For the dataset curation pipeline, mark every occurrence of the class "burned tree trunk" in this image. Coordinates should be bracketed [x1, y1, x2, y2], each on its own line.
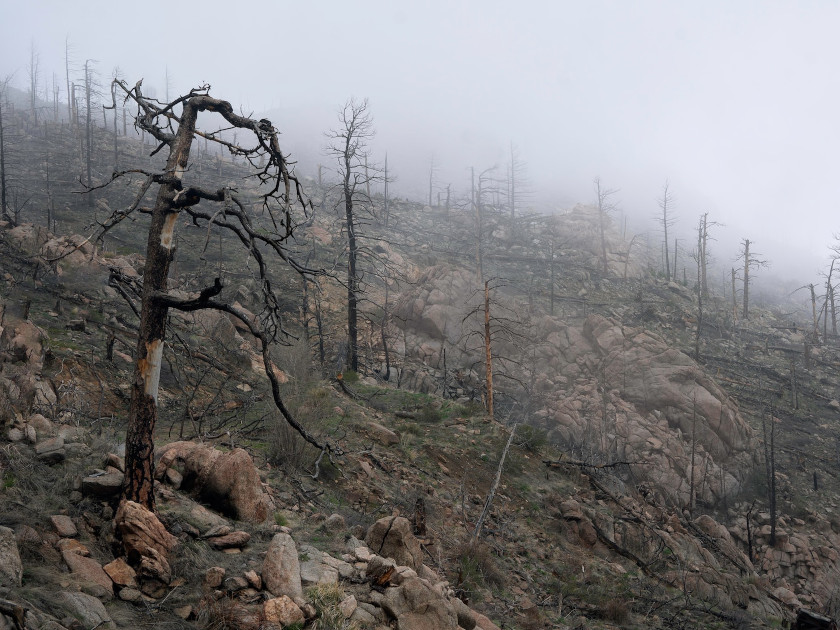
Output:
[484, 280, 493, 418]
[104, 80, 324, 511]
[123, 95, 200, 510]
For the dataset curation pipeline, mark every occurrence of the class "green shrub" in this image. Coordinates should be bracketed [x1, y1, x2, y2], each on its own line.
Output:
[454, 542, 503, 601]
[516, 424, 548, 454]
[417, 403, 443, 423]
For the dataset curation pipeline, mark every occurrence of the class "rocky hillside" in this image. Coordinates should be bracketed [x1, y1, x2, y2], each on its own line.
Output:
[2, 97, 840, 629]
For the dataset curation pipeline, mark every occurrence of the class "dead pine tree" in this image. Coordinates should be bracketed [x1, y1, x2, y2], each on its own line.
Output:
[594, 177, 618, 276]
[483, 280, 493, 417]
[471, 166, 496, 282]
[461, 279, 530, 420]
[325, 97, 379, 373]
[0, 78, 10, 223]
[91, 80, 334, 511]
[762, 409, 777, 547]
[737, 238, 768, 320]
[693, 229, 703, 361]
[472, 422, 518, 545]
[656, 180, 676, 281]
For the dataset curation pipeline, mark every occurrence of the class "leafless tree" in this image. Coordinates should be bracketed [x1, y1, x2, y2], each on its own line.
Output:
[472, 166, 497, 282]
[0, 77, 10, 223]
[428, 154, 437, 207]
[325, 97, 378, 373]
[594, 177, 618, 276]
[82, 60, 100, 208]
[737, 238, 768, 320]
[762, 410, 777, 547]
[27, 42, 40, 124]
[506, 142, 531, 224]
[657, 180, 677, 281]
[64, 38, 74, 126]
[91, 79, 332, 511]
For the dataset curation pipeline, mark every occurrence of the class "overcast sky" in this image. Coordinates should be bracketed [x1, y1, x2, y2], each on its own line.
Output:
[2, 0, 839, 284]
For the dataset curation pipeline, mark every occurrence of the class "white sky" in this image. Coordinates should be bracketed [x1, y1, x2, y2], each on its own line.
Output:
[2, 0, 839, 283]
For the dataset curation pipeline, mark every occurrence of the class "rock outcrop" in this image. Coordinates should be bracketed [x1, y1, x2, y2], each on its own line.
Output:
[395, 265, 755, 505]
[115, 500, 178, 594]
[157, 441, 273, 522]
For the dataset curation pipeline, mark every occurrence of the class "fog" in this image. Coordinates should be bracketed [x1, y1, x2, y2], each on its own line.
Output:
[2, 0, 839, 285]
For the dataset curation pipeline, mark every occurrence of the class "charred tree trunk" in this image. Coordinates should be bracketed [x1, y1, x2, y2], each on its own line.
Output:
[344, 152, 359, 373]
[731, 268, 737, 323]
[484, 280, 493, 418]
[0, 97, 8, 223]
[383, 155, 389, 228]
[123, 101, 199, 510]
[381, 282, 390, 380]
[84, 61, 93, 208]
[472, 422, 517, 544]
[742, 239, 751, 320]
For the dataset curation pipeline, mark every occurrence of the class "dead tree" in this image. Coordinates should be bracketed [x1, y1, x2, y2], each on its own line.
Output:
[472, 422, 518, 545]
[507, 142, 530, 223]
[64, 38, 73, 126]
[93, 80, 331, 511]
[657, 180, 676, 280]
[0, 79, 9, 223]
[738, 238, 768, 320]
[472, 166, 497, 282]
[484, 280, 493, 417]
[594, 177, 618, 276]
[428, 155, 437, 207]
[325, 98, 377, 373]
[762, 410, 777, 547]
[28, 42, 39, 124]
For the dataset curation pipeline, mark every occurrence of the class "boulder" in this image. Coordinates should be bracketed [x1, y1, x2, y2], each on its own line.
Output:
[473, 611, 502, 630]
[263, 595, 305, 627]
[103, 558, 137, 588]
[50, 515, 78, 538]
[323, 513, 346, 532]
[339, 595, 357, 619]
[58, 592, 115, 630]
[35, 436, 65, 465]
[0, 527, 22, 587]
[365, 516, 423, 570]
[207, 531, 251, 550]
[57, 538, 90, 556]
[381, 576, 459, 630]
[298, 544, 340, 586]
[204, 567, 226, 588]
[115, 501, 178, 586]
[81, 472, 124, 497]
[1, 319, 45, 369]
[364, 422, 400, 446]
[157, 442, 273, 522]
[62, 551, 114, 596]
[244, 569, 261, 590]
[262, 532, 303, 600]
[452, 597, 477, 630]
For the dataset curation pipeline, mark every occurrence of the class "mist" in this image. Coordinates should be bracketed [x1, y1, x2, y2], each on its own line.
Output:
[2, 0, 838, 286]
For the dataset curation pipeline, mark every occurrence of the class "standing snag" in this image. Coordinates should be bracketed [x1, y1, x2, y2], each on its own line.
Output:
[325, 97, 378, 373]
[97, 80, 330, 511]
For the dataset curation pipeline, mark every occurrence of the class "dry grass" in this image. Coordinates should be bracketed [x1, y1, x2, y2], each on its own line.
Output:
[307, 582, 360, 630]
